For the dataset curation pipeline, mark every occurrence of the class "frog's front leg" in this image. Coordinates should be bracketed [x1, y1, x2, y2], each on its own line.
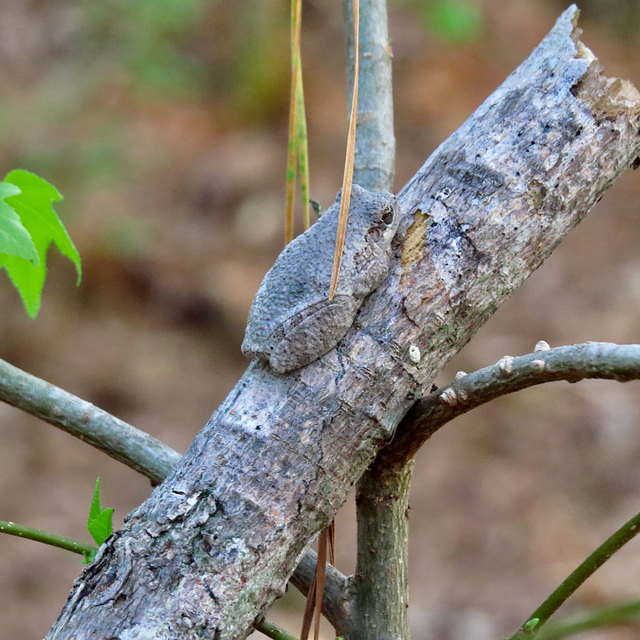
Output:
[267, 295, 361, 373]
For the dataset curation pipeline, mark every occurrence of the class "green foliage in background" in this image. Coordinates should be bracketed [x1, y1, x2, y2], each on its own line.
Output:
[229, 4, 290, 121]
[0, 170, 81, 317]
[86, 0, 212, 98]
[427, 0, 482, 41]
[397, 0, 483, 42]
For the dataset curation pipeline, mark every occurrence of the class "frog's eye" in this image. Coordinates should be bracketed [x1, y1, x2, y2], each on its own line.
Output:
[381, 206, 394, 225]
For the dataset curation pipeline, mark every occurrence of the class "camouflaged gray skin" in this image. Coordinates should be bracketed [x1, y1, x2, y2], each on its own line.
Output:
[242, 184, 401, 373]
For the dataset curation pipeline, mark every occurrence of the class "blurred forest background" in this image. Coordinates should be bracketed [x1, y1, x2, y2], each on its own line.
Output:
[1, 1, 640, 639]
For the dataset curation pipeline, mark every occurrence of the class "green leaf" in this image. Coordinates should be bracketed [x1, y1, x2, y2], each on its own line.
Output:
[89, 477, 103, 524]
[426, 0, 482, 43]
[524, 618, 540, 632]
[87, 478, 114, 546]
[0, 183, 39, 262]
[83, 549, 98, 565]
[88, 509, 114, 546]
[0, 169, 82, 317]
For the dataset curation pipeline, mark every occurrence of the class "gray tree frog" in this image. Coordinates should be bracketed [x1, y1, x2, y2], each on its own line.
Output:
[242, 184, 401, 373]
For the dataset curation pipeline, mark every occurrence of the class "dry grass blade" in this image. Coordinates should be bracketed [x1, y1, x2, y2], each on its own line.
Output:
[328, 0, 360, 300]
[285, 0, 303, 245]
[296, 63, 311, 231]
[300, 567, 317, 640]
[328, 519, 335, 566]
[299, 520, 336, 640]
[313, 528, 329, 640]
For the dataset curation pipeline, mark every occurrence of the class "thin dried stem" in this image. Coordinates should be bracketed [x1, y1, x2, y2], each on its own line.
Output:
[329, 0, 360, 300]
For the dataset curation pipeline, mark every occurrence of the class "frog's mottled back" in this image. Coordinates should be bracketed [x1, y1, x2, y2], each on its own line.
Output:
[242, 184, 401, 373]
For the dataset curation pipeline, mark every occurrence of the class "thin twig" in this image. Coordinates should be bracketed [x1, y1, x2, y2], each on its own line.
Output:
[0, 519, 95, 558]
[508, 510, 640, 639]
[535, 600, 640, 639]
[0, 356, 180, 485]
[384, 342, 640, 465]
[346, 0, 395, 191]
[257, 619, 301, 640]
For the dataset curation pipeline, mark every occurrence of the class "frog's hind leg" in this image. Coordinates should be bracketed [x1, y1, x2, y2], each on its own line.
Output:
[269, 295, 360, 373]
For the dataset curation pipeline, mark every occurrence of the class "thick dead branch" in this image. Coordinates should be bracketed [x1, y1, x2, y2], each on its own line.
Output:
[46, 7, 640, 640]
[0, 355, 351, 620]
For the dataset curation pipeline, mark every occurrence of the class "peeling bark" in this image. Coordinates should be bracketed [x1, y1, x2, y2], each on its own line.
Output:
[46, 7, 640, 640]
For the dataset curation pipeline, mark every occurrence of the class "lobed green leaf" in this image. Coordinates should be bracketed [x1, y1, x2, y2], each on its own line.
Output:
[0, 170, 81, 317]
[87, 509, 114, 547]
[0, 183, 39, 262]
[87, 478, 114, 546]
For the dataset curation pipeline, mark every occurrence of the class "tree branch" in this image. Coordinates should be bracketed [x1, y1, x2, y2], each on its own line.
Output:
[7, 325, 638, 633]
[0, 355, 350, 607]
[256, 620, 300, 640]
[344, 0, 395, 191]
[384, 342, 640, 466]
[508, 507, 640, 639]
[289, 549, 351, 628]
[534, 600, 640, 639]
[0, 356, 180, 485]
[339, 457, 412, 640]
[344, 1, 411, 638]
[0, 519, 96, 559]
[45, 7, 640, 639]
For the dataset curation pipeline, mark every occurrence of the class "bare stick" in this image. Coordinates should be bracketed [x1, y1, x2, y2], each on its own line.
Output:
[341, 1, 409, 639]
[384, 342, 640, 465]
[0, 357, 180, 485]
[345, 0, 395, 191]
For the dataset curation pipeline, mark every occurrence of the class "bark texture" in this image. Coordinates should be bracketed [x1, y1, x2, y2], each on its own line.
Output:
[343, 2, 408, 637]
[336, 458, 412, 640]
[345, 0, 395, 191]
[46, 7, 640, 640]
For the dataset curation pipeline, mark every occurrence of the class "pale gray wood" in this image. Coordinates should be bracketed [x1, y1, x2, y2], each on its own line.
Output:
[339, 458, 413, 640]
[342, 2, 409, 638]
[289, 549, 351, 627]
[344, 0, 395, 191]
[46, 7, 640, 639]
